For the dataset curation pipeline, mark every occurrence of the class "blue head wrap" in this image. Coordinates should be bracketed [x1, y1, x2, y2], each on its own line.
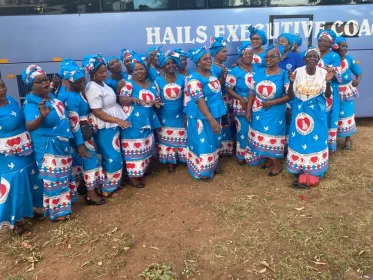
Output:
[333, 36, 347, 51]
[278, 33, 295, 49]
[82, 54, 106, 75]
[237, 42, 253, 58]
[61, 64, 85, 83]
[266, 45, 285, 57]
[146, 46, 162, 60]
[22, 65, 46, 88]
[130, 54, 147, 71]
[158, 50, 181, 68]
[57, 58, 78, 78]
[188, 47, 209, 65]
[174, 48, 188, 58]
[209, 36, 228, 57]
[248, 25, 268, 46]
[317, 29, 337, 43]
[106, 56, 120, 70]
[293, 33, 302, 47]
[303, 46, 321, 58]
[119, 49, 136, 62]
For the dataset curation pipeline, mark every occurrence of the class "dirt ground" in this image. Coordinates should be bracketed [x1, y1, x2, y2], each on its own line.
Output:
[1, 119, 373, 280]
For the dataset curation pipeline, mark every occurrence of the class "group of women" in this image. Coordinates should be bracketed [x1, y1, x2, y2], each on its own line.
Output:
[0, 26, 362, 235]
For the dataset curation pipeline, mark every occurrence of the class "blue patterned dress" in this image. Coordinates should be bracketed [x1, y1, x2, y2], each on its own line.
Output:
[106, 71, 130, 94]
[212, 63, 234, 155]
[155, 74, 187, 164]
[0, 96, 35, 228]
[184, 71, 226, 179]
[253, 50, 266, 69]
[225, 66, 255, 160]
[246, 68, 289, 165]
[317, 51, 341, 151]
[337, 55, 361, 137]
[120, 81, 161, 177]
[287, 66, 329, 176]
[148, 66, 161, 82]
[23, 93, 74, 220]
[58, 90, 105, 192]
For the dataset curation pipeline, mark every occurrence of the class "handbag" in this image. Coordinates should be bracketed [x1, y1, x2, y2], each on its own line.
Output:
[80, 120, 92, 141]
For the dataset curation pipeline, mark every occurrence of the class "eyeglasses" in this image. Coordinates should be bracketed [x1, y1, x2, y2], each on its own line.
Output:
[251, 38, 261, 41]
[33, 78, 49, 84]
[318, 39, 330, 44]
[265, 55, 279, 60]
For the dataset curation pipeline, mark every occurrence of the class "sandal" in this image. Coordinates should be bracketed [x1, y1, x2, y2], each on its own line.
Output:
[100, 190, 120, 198]
[292, 180, 310, 189]
[200, 177, 212, 183]
[261, 161, 273, 170]
[13, 222, 32, 236]
[52, 213, 76, 223]
[33, 210, 45, 221]
[167, 164, 176, 174]
[268, 167, 283, 177]
[343, 138, 352, 150]
[236, 159, 246, 166]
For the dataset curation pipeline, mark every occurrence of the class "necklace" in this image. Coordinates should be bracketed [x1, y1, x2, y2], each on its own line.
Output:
[214, 61, 224, 68]
[164, 72, 176, 84]
[136, 79, 149, 88]
[265, 67, 280, 76]
[240, 64, 252, 72]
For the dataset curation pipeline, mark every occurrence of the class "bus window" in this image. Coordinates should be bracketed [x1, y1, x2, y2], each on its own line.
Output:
[101, 0, 206, 11]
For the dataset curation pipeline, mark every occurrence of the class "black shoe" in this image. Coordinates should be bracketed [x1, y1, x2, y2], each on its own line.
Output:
[84, 196, 107, 206]
[130, 183, 145, 188]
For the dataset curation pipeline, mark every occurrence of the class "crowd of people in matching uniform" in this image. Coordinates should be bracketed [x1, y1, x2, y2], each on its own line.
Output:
[0, 26, 362, 235]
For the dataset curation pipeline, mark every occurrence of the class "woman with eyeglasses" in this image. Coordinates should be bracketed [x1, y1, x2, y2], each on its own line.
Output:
[22, 65, 75, 222]
[245, 45, 293, 176]
[248, 25, 267, 69]
[225, 42, 256, 165]
[316, 30, 341, 152]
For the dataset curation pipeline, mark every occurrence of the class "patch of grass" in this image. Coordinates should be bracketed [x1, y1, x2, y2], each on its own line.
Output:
[212, 195, 257, 222]
[139, 263, 176, 280]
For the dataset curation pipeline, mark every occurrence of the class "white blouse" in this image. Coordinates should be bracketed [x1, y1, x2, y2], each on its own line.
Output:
[85, 81, 127, 129]
[293, 66, 327, 101]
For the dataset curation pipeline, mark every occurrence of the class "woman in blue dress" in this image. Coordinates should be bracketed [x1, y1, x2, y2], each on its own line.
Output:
[22, 65, 75, 222]
[291, 33, 302, 54]
[225, 42, 256, 165]
[53, 58, 78, 97]
[333, 37, 362, 150]
[58, 64, 106, 206]
[0, 78, 34, 234]
[174, 48, 191, 77]
[83, 54, 131, 198]
[277, 33, 304, 72]
[155, 51, 186, 173]
[317, 30, 341, 152]
[210, 36, 234, 156]
[248, 25, 267, 69]
[245, 45, 292, 176]
[287, 47, 334, 177]
[119, 54, 162, 188]
[184, 47, 226, 181]
[146, 47, 163, 82]
[106, 56, 129, 95]
[120, 48, 136, 77]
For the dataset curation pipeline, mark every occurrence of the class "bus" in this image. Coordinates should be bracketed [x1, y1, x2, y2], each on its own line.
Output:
[1, 0, 372, 116]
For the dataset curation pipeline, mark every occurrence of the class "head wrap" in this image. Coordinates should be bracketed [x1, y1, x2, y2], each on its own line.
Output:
[57, 58, 78, 78]
[237, 42, 253, 58]
[333, 36, 347, 51]
[61, 64, 85, 83]
[209, 36, 228, 57]
[188, 47, 209, 65]
[278, 33, 295, 49]
[266, 45, 285, 57]
[119, 49, 136, 62]
[248, 25, 268, 46]
[317, 29, 338, 49]
[303, 46, 321, 58]
[22, 65, 46, 88]
[174, 48, 188, 58]
[130, 54, 147, 71]
[146, 46, 162, 60]
[158, 50, 181, 68]
[82, 54, 106, 75]
[106, 56, 120, 70]
[293, 33, 302, 47]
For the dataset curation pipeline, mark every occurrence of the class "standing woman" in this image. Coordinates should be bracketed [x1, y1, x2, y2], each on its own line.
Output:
[316, 29, 341, 152]
[248, 25, 267, 69]
[225, 42, 256, 165]
[155, 51, 187, 173]
[58, 64, 106, 205]
[0, 78, 34, 234]
[245, 45, 292, 176]
[184, 47, 226, 181]
[277, 33, 304, 72]
[22, 65, 74, 221]
[174, 48, 190, 77]
[146, 47, 163, 82]
[119, 54, 161, 188]
[292, 33, 302, 54]
[83, 54, 130, 198]
[334, 37, 362, 149]
[120, 49, 136, 77]
[287, 47, 334, 177]
[106, 56, 128, 95]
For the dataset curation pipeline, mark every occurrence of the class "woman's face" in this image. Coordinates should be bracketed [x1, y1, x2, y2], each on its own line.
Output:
[304, 50, 320, 68]
[0, 79, 7, 102]
[241, 50, 253, 65]
[164, 59, 177, 75]
[265, 49, 280, 68]
[198, 53, 212, 71]
[277, 37, 290, 52]
[215, 47, 228, 62]
[180, 57, 187, 70]
[251, 34, 262, 49]
[133, 63, 147, 81]
[318, 35, 332, 52]
[32, 74, 50, 95]
[93, 64, 108, 82]
[124, 57, 132, 72]
[71, 77, 86, 93]
[337, 41, 348, 56]
[108, 58, 122, 73]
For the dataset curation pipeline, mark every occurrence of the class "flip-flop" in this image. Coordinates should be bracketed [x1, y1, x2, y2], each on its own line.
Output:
[292, 180, 310, 189]
[200, 177, 212, 183]
[52, 213, 77, 223]
[268, 167, 283, 177]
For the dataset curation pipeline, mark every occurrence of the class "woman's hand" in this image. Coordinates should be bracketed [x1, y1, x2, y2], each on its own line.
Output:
[288, 70, 297, 83]
[78, 144, 87, 158]
[352, 79, 360, 87]
[238, 97, 247, 108]
[210, 119, 221, 135]
[38, 99, 51, 119]
[262, 100, 274, 109]
[116, 80, 126, 95]
[132, 98, 146, 106]
[116, 119, 131, 129]
[221, 67, 228, 80]
[325, 67, 336, 81]
[245, 111, 252, 122]
[152, 99, 163, 109]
